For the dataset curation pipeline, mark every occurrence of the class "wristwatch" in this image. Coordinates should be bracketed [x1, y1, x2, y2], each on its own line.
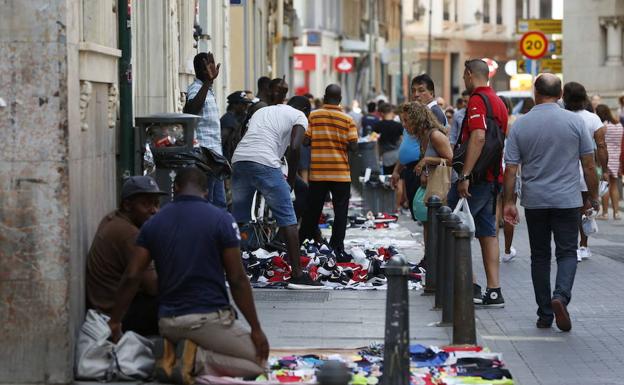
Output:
[458, 174, 471, 182]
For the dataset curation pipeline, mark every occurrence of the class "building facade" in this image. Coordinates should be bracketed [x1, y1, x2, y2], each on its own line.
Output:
[564, 0, 624, 106]
[0, 0, 292, 383]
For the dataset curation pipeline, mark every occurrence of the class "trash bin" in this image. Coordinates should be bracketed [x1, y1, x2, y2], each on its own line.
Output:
[350, 141, 380, 193]
[361, 181, 396, 214]
[136, 113, 222, 205]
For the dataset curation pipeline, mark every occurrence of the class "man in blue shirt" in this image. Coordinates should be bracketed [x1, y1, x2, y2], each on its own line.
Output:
[108, 167, 268, 383]
[504, 74, 599, 332]
[183, 52, 227, 209]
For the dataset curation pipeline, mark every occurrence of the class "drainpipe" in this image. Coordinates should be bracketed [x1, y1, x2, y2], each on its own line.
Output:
[118, 0, 134, 179]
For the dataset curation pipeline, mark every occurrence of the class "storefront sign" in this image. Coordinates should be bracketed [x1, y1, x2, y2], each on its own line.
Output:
[293, 54, 316, 71]
[334, 57, 354, 73]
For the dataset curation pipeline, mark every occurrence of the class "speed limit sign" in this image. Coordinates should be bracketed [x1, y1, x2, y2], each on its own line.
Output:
[520, 31, 548, 60]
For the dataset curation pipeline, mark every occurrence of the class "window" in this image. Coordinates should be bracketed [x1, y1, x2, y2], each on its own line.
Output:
[413, 0, 424, 21]
[515, 0, 524, 20]
[483, 0, 491, 24]
[496, 0, 502, 24]
[540, 0, 552, 18]
[443, 0, 451, 21]
[454, 0, 458, 22]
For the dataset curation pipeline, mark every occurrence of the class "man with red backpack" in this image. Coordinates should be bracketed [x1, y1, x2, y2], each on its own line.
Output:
[448, 59, 508, 308]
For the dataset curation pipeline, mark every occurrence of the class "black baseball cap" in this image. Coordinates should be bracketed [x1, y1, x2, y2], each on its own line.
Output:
[227, 91, 254, 105]
[121, 176, 167, 201]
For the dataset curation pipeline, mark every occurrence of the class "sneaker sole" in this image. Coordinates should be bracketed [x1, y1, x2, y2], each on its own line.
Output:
[287, 283, 323, 290]
[552, 298, 571, 332]
[476, 303, 505, 309]
[473, 298, 483, 305]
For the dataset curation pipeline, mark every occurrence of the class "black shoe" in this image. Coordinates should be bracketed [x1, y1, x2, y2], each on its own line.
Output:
[536, 317, 553, 329]
[552, 298, 571, 332]
[288, 273, 323, 290]
[335, 249, 352, 263]
[473, 283, 483, 304]
[480, 288, 505, 308]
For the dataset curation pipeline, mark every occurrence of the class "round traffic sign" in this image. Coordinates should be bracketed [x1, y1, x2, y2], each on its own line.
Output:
[520, 31, 548, 60]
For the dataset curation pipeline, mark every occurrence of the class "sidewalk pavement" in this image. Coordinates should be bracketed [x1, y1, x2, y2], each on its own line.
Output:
[464, 207, 624, 385]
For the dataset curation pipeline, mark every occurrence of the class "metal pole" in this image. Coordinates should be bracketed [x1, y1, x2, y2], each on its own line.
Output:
[452, 224, 476, 346]
[441, 213, 461, 326]
[381, 255, 410, 385]
[118, 0, 134, 180]
[426, 0, 433, 74]
[368, 0, 375, 95]
[435, 206, 452, 310]
[398, 0, 404, 103]
[424, 196, 442, 295]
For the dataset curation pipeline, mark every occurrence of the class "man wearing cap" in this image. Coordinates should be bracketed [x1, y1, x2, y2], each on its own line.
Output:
[221, 91, 253, 162]
[86, 175, 166, 336]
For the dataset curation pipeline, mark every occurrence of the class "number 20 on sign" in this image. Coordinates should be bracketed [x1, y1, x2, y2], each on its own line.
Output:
[520, 31, 549, 60]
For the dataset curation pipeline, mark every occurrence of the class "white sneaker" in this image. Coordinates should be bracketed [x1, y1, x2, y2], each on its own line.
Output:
[501, 247, 517, 262]
[577, 247, 591, 261]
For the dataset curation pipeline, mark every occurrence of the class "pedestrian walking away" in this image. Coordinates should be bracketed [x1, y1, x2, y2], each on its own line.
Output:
[448, 59, 508, 308]
[231, 78, 320, 288]
[299, 84, 359, 254]
[594, 104, 623, 220]
[107, 168, 269, 383]
[503, 74, 599, 332]
[183, 52, 227, 208]
[562, 82, 609, 261]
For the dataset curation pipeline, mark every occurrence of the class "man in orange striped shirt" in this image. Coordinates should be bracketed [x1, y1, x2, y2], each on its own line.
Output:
[299, 84, 358, 252]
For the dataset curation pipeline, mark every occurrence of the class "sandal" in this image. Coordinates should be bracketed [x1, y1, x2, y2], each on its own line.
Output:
[596, 213, 608, 220]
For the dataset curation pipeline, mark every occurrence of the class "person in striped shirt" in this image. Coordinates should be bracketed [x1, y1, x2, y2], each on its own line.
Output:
[299, 84, 358, 253]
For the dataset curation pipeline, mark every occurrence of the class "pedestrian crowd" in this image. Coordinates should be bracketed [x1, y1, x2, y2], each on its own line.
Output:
[81, 52, 624, 383]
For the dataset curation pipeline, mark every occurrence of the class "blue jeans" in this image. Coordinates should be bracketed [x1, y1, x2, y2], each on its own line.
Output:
[231, 161, 297, 227]
[206, 175, 226, 209]
[447, 182, 497, 238]
[525, 208, 580, 322]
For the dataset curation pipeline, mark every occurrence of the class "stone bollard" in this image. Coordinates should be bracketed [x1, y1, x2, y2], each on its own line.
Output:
[441, 213, 462, 326]
[434, 206, 452, 310]
[452, 224, 476, 346]
[317, 360, 352, 385]
[424, 195, 442, 295]
[381, 254, 411, 385]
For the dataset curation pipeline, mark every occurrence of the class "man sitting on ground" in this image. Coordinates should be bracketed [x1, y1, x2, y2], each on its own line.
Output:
[108, 167, 269, 384]
[86, 175, 165, 336]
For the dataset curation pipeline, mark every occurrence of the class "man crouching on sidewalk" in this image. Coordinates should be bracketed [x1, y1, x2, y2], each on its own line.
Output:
[108, 167, 269, 384]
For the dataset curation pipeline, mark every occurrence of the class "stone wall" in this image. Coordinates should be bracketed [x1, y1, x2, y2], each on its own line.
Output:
[0, 0, 118, 383]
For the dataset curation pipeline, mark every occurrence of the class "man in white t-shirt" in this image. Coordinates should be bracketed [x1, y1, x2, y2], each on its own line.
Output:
[232, 80, 321, 289]
[563, 82, 608, 261]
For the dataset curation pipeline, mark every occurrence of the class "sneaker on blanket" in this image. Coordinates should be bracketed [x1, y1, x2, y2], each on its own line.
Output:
[287, 272, 323, 290]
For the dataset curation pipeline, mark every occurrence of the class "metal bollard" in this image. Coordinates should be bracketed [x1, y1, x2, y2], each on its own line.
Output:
[424, 195, 442, 295]
[441, 213, 462, 326]
[381, 255, 411, 385]
[452, 224, 476, 346]
[434, 206, 452, 309]
[317, 360, 352, 385]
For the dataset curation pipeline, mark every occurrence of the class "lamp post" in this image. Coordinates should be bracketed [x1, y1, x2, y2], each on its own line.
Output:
[426, 0, 432, 74]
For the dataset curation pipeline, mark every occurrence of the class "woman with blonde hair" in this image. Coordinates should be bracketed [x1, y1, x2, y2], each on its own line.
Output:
[400, 102, 453, 255]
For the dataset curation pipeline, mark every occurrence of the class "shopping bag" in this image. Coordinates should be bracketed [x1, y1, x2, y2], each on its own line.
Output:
[582, 209, 599, 235]
[75, 309, 155, 381]
[452, 198, 476, 235]
[413, 186, 428, 222]
[424, 159, 452, 203]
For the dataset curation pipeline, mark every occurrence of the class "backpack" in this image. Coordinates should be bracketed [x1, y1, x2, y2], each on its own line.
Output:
[452, 93, 505, 183]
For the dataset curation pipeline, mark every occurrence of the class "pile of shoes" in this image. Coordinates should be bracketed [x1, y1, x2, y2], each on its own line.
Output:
[241, 241, 423, 290]
[195, 344, 514, 384]
[347, 211, 399, 229]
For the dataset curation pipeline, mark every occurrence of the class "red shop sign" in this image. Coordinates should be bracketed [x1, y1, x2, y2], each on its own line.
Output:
[334, 57, 354, 73]
[293, 54, 316, 71]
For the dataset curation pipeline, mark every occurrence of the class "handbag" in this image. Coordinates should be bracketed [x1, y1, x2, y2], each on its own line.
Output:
[413, 186, 428, 222]
[452, 198, 476, 235]
[424, 159, 452, 204]
[75, 309, 155, 381]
